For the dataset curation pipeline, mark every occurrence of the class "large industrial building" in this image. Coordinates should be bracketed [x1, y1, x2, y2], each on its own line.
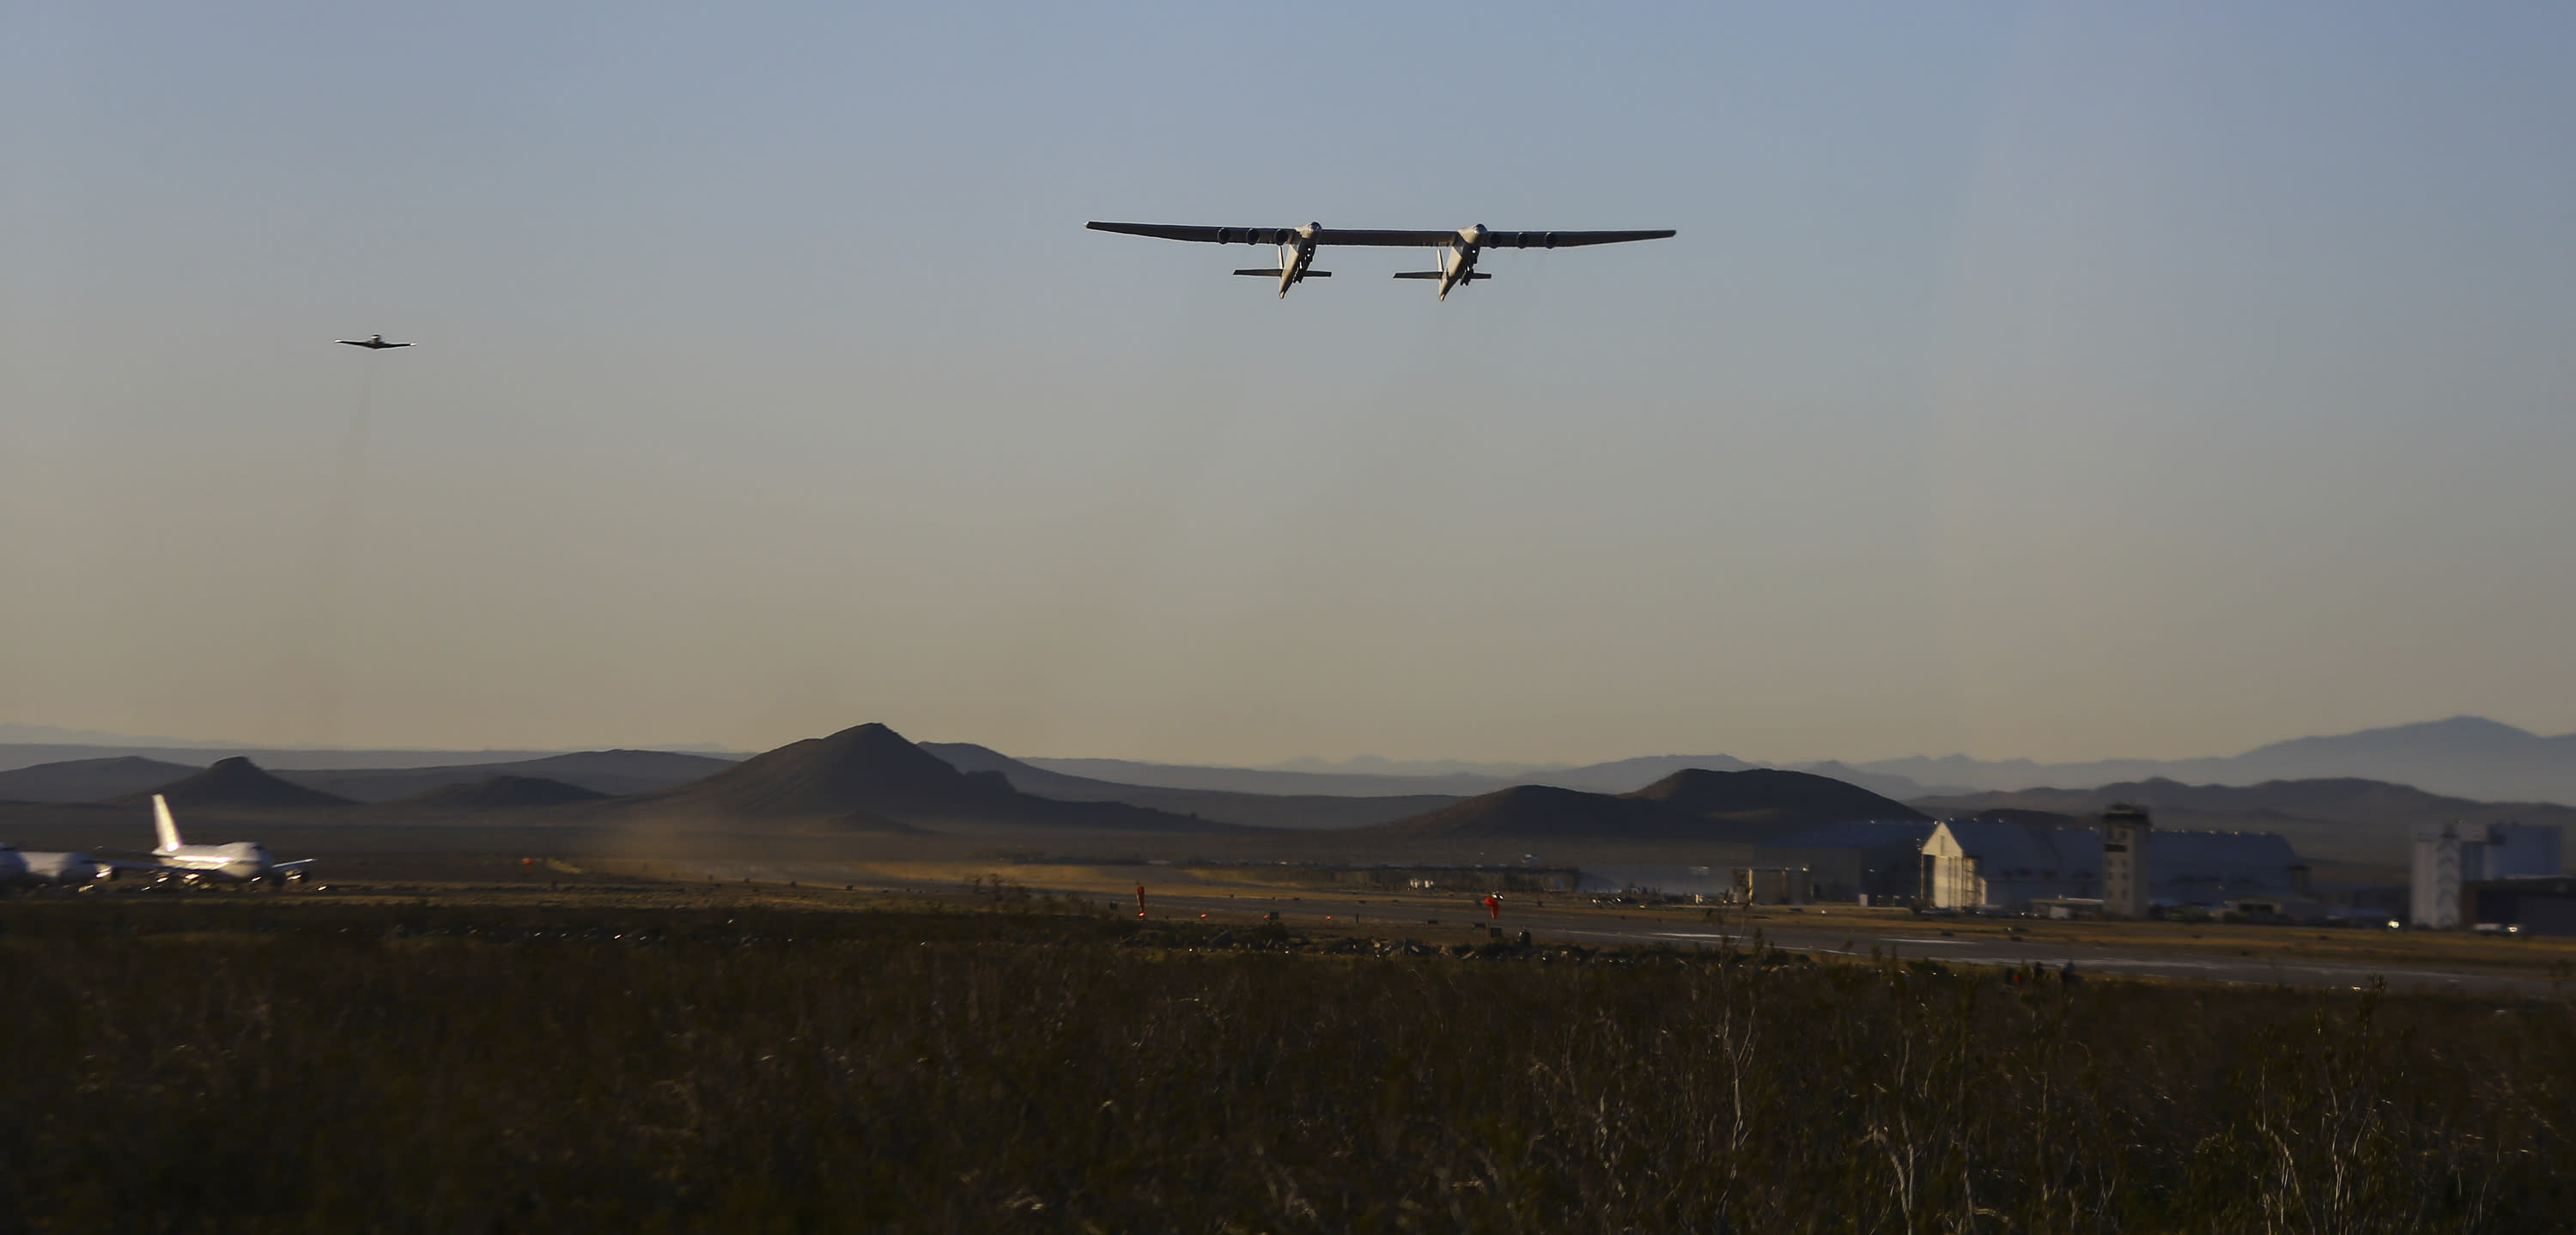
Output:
[1917, 816, 2304, 912]
[2466, 875, 2576, 936]
[2413, 822, 2566, 929]
[1757, 820, 1941, 903]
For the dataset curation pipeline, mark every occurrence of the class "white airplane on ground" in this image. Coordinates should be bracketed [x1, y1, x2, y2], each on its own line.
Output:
[1085, 220, 1677, 300]
[337, 333, 413, 350]
[147, 795, 315, 885]
[0, 844, 109, 888]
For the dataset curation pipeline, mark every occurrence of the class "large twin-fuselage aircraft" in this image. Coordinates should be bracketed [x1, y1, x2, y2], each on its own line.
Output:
[1086, 221, 1676, 300]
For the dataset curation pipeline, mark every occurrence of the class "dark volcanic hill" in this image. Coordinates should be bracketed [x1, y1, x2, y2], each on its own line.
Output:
[611, 723, 1244, 832]
[1371, 768, 1923, 844]
[0, 756, 203, 803]
[116, 757, 352, 811]
[408, 776, 608, 811]
[1628, 768, 1928, 826]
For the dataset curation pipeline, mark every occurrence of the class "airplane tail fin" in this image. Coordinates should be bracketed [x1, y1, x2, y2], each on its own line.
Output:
[1392, 271, 1491, 281]
[1232, 269, 1330, 277]
[152, 794, 183, 853]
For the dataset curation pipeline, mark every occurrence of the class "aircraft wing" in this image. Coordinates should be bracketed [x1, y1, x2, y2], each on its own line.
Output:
[1088, 222, 1674, 248]
[1313, 229, 1472, 247]
[1308, 228, 1677, 248]
[272, 859, 318, 872]
[97, 857, 181, 879]
[1476, 228, 1676, 248]
[1089, 222, 1463, 246]
[1089, 222, 1304, 245]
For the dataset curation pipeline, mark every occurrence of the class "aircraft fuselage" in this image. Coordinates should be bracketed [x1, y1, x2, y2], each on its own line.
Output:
[156, 842, 297, 883]
[0, 845, 107, 887]
[1437, 228, 1487, 301]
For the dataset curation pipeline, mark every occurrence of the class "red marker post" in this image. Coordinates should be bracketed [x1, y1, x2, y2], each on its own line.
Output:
[1135, 885, 1148, 918]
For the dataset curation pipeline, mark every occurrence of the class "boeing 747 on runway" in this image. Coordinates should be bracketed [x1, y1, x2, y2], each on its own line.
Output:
[1086, 221, 1676, 300]
[146, 794, 315, 885]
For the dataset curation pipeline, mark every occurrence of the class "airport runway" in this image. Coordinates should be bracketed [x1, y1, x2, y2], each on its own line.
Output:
[682, 859, 2562, 997]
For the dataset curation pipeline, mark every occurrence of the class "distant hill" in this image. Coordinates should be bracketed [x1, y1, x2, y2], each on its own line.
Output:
[0, 757, 203, 803]
[1631, 768, 1929, 828]
[114, 757, 352, 811]
[407, 776, 608, 811]
[920, 742, 1459, 829]
[1372, 768, 1924, 843]
[283, 750, 742, 801]
[608, 724, 1245, 832]
[1911, 776, 2576, 867]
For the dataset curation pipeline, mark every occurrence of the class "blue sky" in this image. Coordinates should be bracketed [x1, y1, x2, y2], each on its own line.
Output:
[5, 3, 2573, 762]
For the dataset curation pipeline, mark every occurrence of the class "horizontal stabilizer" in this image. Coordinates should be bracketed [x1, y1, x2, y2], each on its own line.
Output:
[1392, 271, 1491, 281]
[1232, 269, 1330, 277]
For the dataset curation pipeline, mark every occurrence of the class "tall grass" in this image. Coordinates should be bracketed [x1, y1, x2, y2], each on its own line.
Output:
[2, 900, 2569, 1232]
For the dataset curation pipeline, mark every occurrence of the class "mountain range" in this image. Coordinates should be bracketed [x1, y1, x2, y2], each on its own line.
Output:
[1024, 716, 2576, 807]
[15, 715, 2574, 805]
[6, 718, 2573, 872]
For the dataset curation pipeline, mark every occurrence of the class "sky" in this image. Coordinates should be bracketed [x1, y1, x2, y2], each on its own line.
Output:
[5, 3, 2575, 764]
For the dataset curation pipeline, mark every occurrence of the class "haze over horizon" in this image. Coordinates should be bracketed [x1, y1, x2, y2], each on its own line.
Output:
[9, 4, 2574, 766]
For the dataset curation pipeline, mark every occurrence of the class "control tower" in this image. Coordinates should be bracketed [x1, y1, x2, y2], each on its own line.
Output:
[2101, 804, 2153, 919]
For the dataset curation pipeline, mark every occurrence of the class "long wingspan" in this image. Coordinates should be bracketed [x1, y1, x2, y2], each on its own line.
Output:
[1088, 222, 1674, 248]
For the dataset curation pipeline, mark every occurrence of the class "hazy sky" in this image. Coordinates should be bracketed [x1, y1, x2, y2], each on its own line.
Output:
[7, 3, 2574, 764]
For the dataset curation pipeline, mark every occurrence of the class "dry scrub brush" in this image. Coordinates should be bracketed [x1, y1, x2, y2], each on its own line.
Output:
[1, 900, 2570, 1232]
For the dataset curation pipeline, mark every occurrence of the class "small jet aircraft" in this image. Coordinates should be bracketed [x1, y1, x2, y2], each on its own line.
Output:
[144, 794, 315, 885]
[1086, 221, 1676, 300]
[0, 843, 110, 888]
[337, 334, 413, 350]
